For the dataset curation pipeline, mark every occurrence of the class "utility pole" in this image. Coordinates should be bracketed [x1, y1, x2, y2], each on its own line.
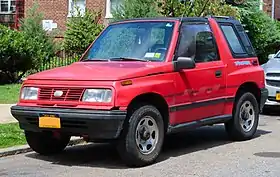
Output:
[272, 0, 275, 20]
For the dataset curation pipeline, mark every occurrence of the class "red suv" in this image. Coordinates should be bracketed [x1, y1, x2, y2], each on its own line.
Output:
[11, 16, 268, 167]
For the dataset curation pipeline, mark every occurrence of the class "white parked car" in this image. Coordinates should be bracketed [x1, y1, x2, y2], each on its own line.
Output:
[261, 50, 280, 108]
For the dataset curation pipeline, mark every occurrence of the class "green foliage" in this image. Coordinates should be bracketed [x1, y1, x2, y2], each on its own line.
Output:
[19, 2, 56, 71]
[238, 1, 280, 64]
[277, 21, 280, 32]
[0, 25, 34, 84]
[64, 9, 104, 56]
[158, 0, 240, 18]
[0, 2, 57, 84]
[0, 84, 21, 104]
[111, 0, 160, 22]
[0, 123, 26, 148]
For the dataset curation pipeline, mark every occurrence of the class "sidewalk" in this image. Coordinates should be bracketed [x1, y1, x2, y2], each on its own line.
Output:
[0, 104, 17, 124]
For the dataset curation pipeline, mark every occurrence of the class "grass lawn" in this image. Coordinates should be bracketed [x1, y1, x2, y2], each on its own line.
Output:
[0, 123, 26, 149]
[0, 84, 21, 104]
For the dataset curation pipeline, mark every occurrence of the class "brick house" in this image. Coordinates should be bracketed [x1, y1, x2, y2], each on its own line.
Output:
[22, 0, 280, 33]
[0, 0, 279, 31]
[23, 0, 119, 33]
[261, 0, 280, 20]
[0, 0, 119, 30]
[0, 0, 24, 28]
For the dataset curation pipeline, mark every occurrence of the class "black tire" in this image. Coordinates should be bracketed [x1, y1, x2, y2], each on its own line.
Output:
[225, 92, 259, 141]
[25, 131, 71, 155]
[117, 104, 165, 167]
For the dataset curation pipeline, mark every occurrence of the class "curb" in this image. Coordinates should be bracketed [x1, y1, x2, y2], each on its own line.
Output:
[0, 137, 86, 158]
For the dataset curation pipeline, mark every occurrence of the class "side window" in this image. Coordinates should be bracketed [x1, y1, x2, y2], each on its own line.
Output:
[177, 23, 219, 63]
[220, 25, 246, 54]
[235, 24, 256, 57]
[195, 31, 218, 63]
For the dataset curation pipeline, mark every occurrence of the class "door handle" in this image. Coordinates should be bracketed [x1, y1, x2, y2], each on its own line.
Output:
[215, 70, 222, 78]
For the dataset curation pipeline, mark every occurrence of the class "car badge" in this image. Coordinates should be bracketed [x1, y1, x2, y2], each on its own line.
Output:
[54, 90, 63, 97]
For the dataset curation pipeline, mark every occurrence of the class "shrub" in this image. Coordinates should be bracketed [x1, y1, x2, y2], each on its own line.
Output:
[238, 0, 280, 64]
[19, 2, 57, 70]
[0, 25, 33, 84]
[64, 9, 104, 56]
[111, 0, 160, 22]
[158, 0, 240, 18]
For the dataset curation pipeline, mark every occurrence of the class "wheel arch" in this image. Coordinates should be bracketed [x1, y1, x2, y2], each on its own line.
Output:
[126, 92, 170, 133]
[234, 82, 261, 110]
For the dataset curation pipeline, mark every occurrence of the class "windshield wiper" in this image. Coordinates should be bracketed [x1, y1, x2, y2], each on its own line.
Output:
[81, 57, 149, 62]
[109, 57, 149, 62]
[81, 58, 110, 62]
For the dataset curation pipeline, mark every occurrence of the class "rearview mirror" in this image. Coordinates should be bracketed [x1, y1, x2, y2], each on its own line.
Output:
[174, 57, 196, 71]
[268, 54, 275, 60]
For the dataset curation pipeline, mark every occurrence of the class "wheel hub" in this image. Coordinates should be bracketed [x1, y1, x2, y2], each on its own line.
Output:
[135, 116, 159, 155]
[139, 127, 150, 141]
[239, 100, 255, 132]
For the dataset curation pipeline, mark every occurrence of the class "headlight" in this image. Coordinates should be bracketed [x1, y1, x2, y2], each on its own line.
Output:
[21, 87, 39, 100]
[82, 89, 112, 103]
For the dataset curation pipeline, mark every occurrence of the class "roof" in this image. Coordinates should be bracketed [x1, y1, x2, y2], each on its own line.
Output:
[109, 16, 237, 25]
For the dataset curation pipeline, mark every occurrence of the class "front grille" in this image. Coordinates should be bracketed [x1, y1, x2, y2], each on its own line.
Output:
[266, 73, 280, 77]
[39, 87, 84, 101]
[266, 79, 280, 87]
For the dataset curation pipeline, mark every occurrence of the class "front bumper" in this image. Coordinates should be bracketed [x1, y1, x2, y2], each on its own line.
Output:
[11, 106, 127, 140]
[264, 84, 280, 106]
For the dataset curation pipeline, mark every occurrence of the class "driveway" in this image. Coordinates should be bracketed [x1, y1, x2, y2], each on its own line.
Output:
[0, 113, 280, 177]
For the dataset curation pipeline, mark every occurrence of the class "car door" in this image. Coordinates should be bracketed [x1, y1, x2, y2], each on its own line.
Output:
[173, 22, 227, 124]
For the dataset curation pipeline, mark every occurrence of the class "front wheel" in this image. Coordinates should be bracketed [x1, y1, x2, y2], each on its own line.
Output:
[25, 131, 71, 155]
[117, 105, 164, 167]
[225, 92, 259, 141]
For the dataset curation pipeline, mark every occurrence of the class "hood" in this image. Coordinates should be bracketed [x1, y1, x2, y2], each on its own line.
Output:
[262, 58, 280, 73]
[27, 61, 174, 81]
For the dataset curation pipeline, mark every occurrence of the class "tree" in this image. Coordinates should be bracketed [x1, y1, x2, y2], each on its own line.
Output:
[0, 2, 57, 84]
[111, 0, 160, 22]
[64, 8, 104, 56]
[238, 0, 280, 64]
[158, 0, 240, 18]
[19, 2, 56, 71]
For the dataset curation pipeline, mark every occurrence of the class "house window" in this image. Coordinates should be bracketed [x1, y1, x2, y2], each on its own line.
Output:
[68, 0, 86, 17]
[0, 0, 15, 13]
[105, 0, 122, 18]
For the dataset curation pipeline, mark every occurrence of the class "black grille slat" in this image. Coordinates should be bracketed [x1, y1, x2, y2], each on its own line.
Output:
[266, 79, 280, 87]
[266, 73, 280, 77]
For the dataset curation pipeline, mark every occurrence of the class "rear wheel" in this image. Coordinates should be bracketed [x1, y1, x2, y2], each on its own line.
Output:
[225, 92, 259, 141]
[25, 131, 70, 155]
[117, 105, 164, 167]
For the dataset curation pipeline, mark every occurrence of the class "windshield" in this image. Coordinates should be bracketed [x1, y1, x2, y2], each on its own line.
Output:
[81, 21, 175, 62]
[276, 51, 280, 58]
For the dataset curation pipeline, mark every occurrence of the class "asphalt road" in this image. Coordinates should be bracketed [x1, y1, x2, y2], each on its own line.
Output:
[1, 111, 280, 177]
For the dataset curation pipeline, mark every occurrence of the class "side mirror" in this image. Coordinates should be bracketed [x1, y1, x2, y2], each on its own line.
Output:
[174, 57, 196, 71]
[268, 54, 275, 60]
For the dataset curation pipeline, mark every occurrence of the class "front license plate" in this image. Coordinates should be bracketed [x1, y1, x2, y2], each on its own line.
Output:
[39, 114, 61, 128]
[276, 93, 280, 101]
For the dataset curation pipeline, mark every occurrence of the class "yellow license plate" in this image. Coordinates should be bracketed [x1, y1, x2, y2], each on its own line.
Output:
[276, 93, 280, 101]
[39, 114, 61, 128]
